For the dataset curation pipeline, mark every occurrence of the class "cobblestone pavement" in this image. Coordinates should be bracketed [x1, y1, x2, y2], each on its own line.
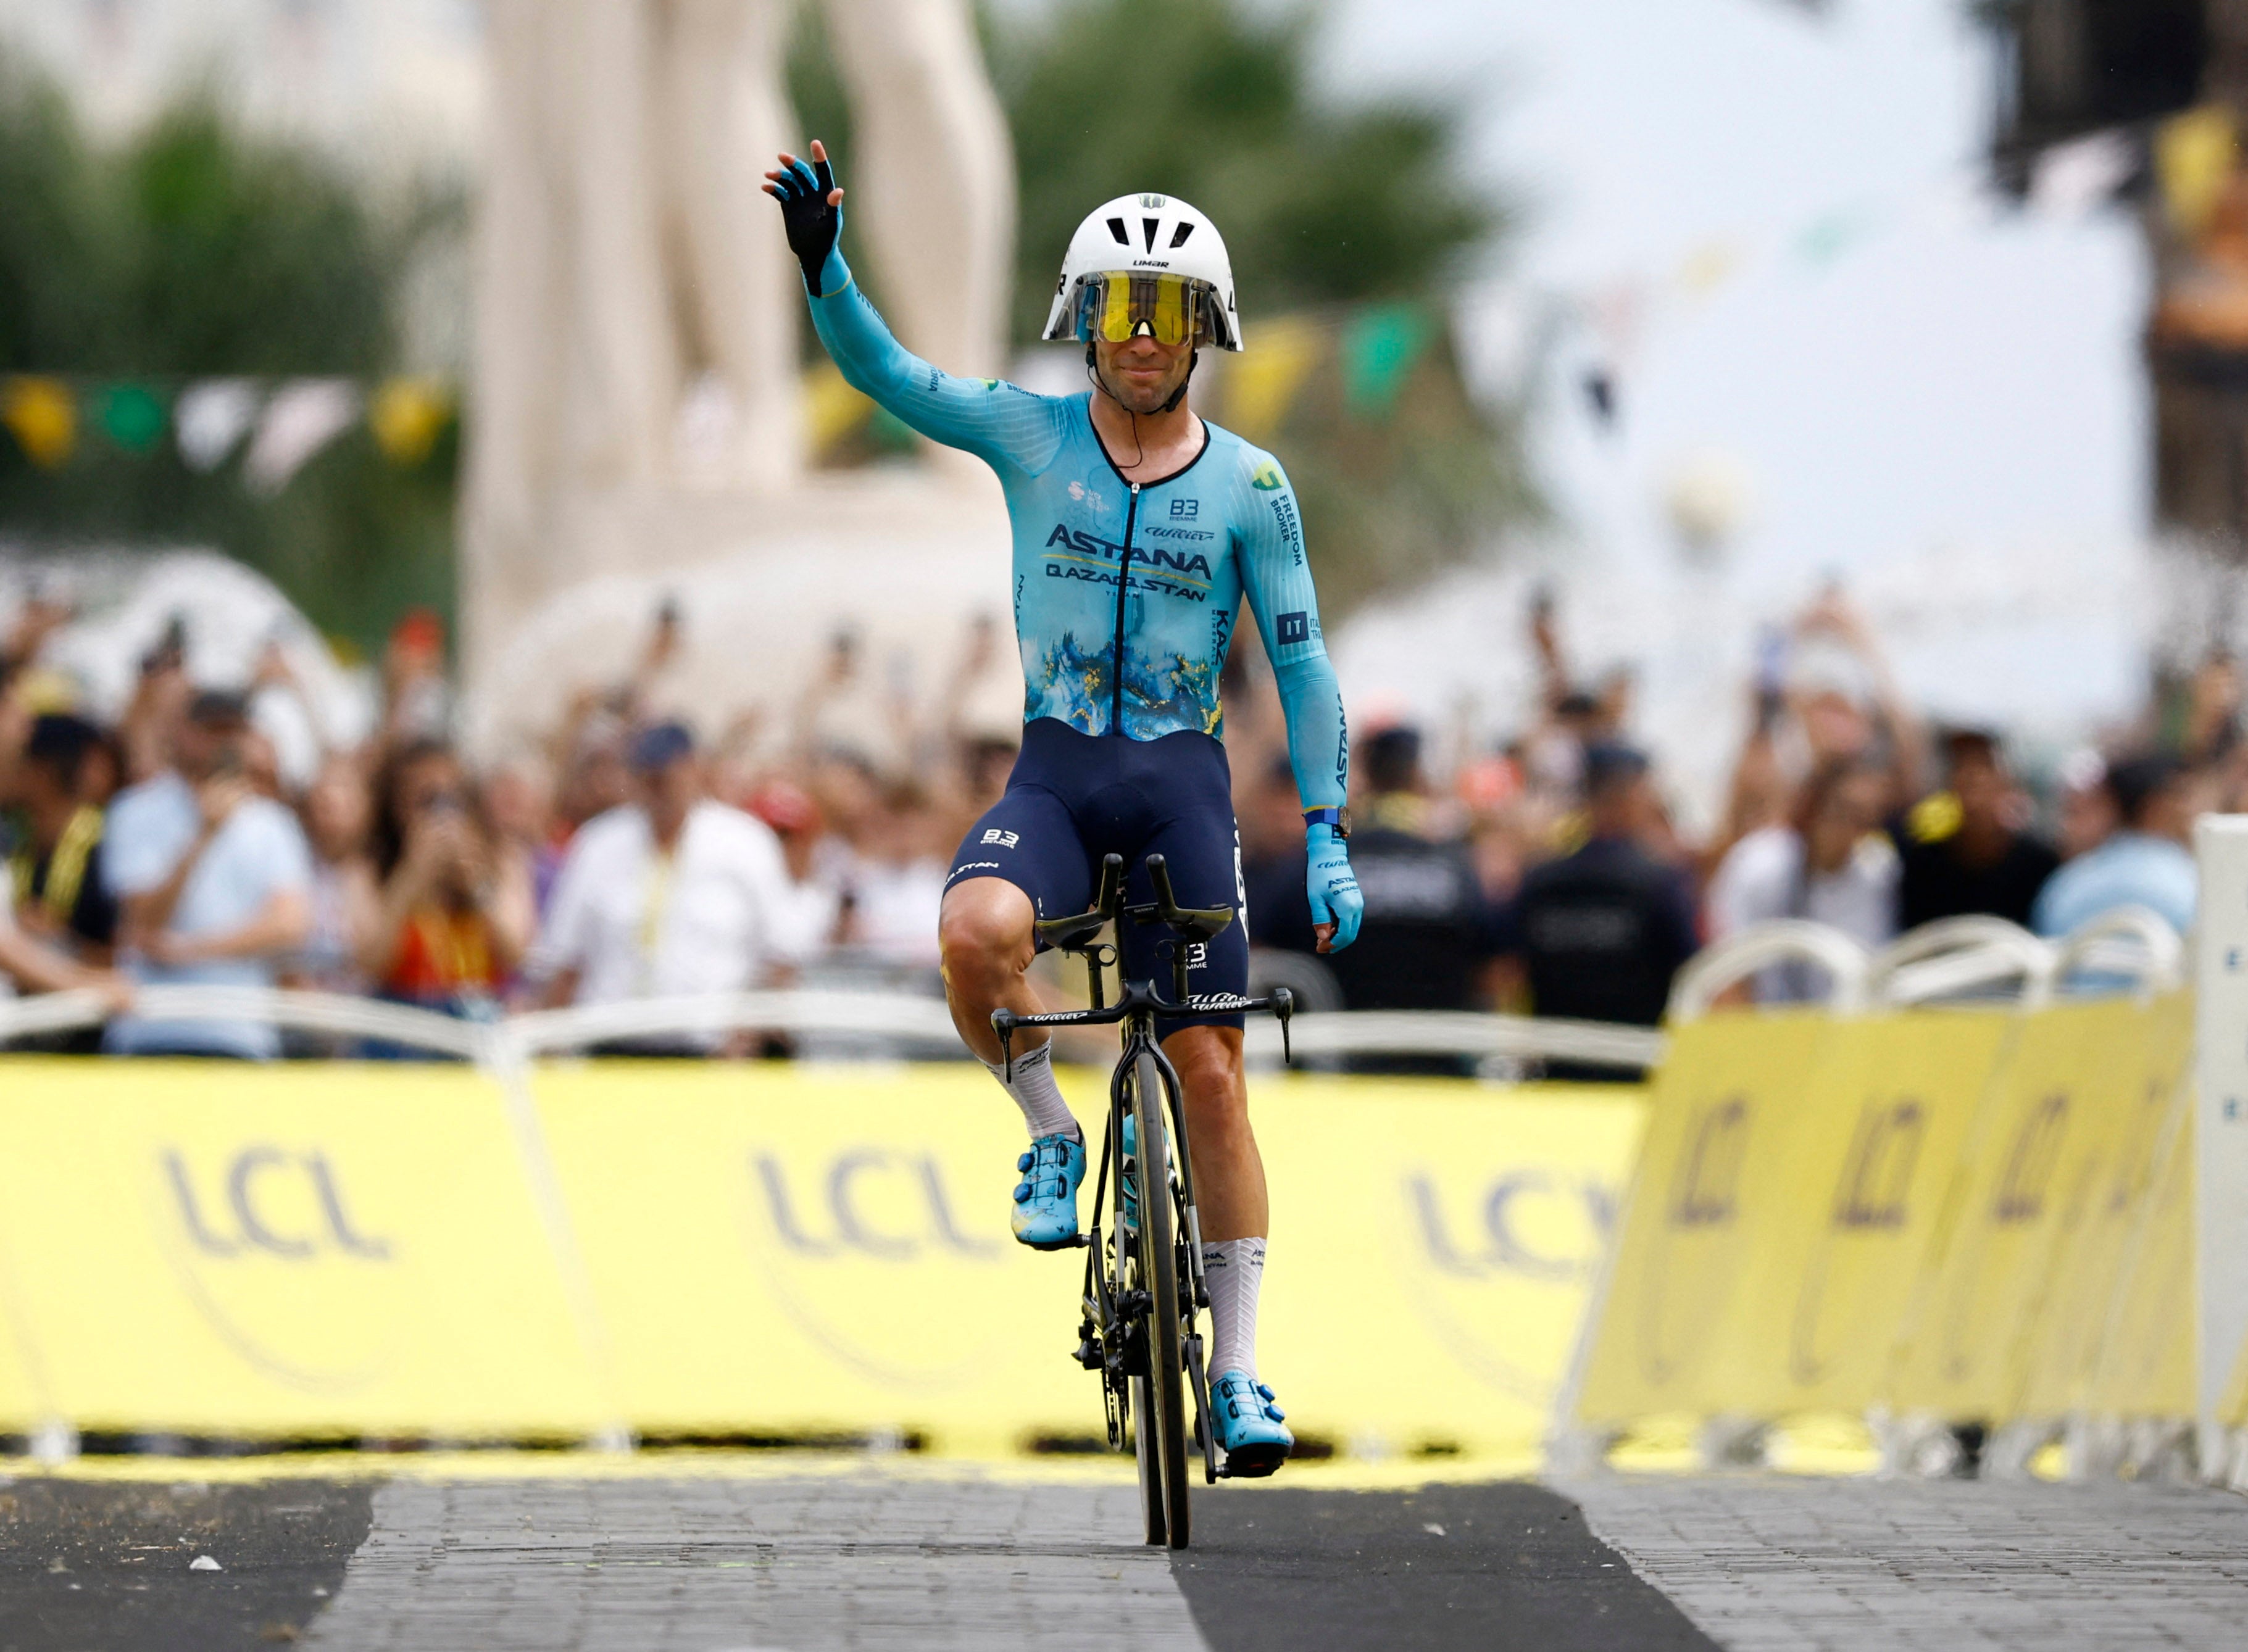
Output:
[299, 1474, 1205, 1652]
[1559, 1474, 2248, 1652]
[20, 1465, 2248, 1650]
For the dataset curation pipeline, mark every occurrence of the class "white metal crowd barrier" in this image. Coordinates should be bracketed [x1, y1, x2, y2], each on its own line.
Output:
[1668, 905, 2183, 1028]
[0, 905, 2185, 1073]
[0, 985, 1671, 1073]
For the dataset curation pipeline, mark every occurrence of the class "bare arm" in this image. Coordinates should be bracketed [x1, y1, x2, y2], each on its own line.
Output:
[120, 779, 248, 949]
[0, 921, 115, 995]
[536, 966, 583, 1011]
[483, 843, 537, 974]
[357, 813, 452, 982]
[1801, 591, 1925, 805]
[150, 887, 312, 966]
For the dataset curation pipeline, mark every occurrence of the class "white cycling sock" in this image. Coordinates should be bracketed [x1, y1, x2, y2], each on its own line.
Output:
[1201, 1237, 1266, 1383]
[983, 1040, 1081, 1142]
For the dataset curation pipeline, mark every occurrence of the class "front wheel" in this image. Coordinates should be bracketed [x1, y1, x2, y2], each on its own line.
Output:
[1129, 1049, 1191, 1550]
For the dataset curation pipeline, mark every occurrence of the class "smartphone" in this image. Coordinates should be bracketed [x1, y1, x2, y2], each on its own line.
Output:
[141, 612, 188, 676]
[1754, 624, 1789, 733]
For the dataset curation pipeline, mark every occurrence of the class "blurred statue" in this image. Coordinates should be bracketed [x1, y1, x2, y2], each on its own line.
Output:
[467, 0, 1014, 667]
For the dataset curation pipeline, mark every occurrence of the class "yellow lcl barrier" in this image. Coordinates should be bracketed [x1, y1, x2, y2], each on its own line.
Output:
[0, 1057, 1641, 1455]
[1567, 988, 2197, 1440]
[0, 1061, 609, 1439]
[528, 1064, 1642, 1458]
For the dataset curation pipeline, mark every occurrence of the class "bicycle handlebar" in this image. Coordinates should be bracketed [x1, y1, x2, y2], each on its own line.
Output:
[1144, 854, 1234, 941]
[1034, 853, 1126, 950]
[1034, 852, 1235, 952]
[991, 984, 1294, 1077]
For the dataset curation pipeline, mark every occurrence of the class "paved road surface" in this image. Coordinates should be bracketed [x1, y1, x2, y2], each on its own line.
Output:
[2, 1464, 2245, 1651]
[1563, 1474, 2248, 1652]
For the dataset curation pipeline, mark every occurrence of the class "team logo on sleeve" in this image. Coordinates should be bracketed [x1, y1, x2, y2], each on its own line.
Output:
[1250, 460, 1284, 491]
[1277, 611, 1310, 646]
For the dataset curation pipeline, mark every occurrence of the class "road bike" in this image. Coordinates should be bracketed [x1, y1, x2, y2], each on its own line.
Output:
[992, 852, 1293, 1551]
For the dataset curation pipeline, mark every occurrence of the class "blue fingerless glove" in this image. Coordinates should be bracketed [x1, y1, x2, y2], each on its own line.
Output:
[1305, 823, 1363, 951]
[767, 149, 847, 297]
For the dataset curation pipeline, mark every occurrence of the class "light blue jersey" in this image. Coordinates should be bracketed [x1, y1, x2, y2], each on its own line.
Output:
[807, 255, 1348, 810]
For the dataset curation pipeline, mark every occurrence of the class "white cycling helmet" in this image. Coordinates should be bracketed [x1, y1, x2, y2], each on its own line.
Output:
[1041, 193, 1244, 352]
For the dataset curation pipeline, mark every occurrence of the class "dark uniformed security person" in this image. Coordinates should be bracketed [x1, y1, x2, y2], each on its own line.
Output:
[1508, 742, 1698, 1037]
[1318, 726, 1504, 1016]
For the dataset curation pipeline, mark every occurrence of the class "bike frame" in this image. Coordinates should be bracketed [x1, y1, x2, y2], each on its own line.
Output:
[993, 852, 1292, 1495]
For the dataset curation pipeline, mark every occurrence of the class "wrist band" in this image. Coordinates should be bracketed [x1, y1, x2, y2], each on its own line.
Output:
[1303, 806, 1351, 841]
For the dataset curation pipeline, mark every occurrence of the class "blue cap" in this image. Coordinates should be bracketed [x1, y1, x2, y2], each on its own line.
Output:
[629, 720, 695, 774]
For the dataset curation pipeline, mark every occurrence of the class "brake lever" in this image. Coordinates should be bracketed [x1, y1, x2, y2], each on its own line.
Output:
[1273, 987, 1293, 1066]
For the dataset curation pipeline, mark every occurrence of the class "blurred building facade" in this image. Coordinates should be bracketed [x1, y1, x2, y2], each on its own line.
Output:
[1989, 1, 2248, 564]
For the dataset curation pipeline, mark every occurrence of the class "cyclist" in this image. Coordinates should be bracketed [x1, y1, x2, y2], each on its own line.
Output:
[767, 144, 1362, 1477]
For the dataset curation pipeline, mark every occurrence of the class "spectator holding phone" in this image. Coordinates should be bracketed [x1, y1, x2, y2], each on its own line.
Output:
[1706, 757, 1899, 1002]
[362, 739, 534, 1016]
[102, 691, 314, 1058]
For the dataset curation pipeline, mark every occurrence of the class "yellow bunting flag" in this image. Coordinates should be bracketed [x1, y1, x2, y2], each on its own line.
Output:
[804, 360, 875, 455]
[2158, 104, 2237, 238]
[1224, 314, 1322, 439]
[1678, 241, 1742, 296]
[368, 375, 454, 465]
[0, 377, 77, 469]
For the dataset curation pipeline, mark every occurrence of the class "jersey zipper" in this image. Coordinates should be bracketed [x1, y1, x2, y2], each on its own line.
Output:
[1110, 481, 1141, 737]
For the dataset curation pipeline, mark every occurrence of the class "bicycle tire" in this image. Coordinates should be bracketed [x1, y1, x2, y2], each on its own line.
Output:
[1131, 1048, 1191, 1549]
[1123, 1081, 1164, 1546]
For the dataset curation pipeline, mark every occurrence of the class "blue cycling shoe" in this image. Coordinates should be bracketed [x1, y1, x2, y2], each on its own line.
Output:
[1010, 1132, 1086, 1250]
[1210, 1369, 1293, 1477]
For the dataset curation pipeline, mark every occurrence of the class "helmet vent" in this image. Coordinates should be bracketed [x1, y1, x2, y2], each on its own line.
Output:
[1168, 221, 1195, 249]
[1106, 217, 1130, 246]
[1142, 217, 1159, 252]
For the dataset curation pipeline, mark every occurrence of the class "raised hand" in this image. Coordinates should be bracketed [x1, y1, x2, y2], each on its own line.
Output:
[762, 139, 846, 297]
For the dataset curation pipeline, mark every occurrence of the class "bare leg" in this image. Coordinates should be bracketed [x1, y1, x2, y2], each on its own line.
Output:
[1161, 1024, 1266, 1243]
[936, 876, 1044, 1064]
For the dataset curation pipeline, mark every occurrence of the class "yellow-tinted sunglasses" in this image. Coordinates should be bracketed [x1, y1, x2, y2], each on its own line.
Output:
[1072, 273, 1213, 348]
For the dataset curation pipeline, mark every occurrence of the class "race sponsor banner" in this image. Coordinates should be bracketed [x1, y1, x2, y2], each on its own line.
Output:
[1887, 996, 2174, 1421]
[1568, 1008, 1838, 1426]
[0, 1059, 610, 1439]
[1263, 1076, 1642, 1458]
[2088, 1097, 2198, 1421]
[1570, 989, 2198, 1439]
[2017, 989, 2194, 1419]
[1729, 1007, 2014, 1418]
[528, 1063, 1644, 1456]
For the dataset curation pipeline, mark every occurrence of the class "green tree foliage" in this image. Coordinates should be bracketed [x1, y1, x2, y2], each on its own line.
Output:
[0, 53, 457, 658]
[993, 0, 1495, 336]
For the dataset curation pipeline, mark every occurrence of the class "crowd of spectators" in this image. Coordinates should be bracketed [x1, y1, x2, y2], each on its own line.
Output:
[0, 578, 2224, 1060]
[1234, 587, 2214, 1030]
[0, 592, 1011, 1056]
